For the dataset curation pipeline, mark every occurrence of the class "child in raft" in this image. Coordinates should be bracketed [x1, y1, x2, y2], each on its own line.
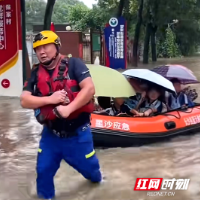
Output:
[114, 78, 149, 115]
[94, 97, 119, 116]
[119, 91, 146, 116]
[131, 85, 166, 117]
[166, 78, 194, 110]
[117, 85, 166, 117]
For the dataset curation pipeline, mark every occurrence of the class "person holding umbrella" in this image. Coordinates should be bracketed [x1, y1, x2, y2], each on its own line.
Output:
[151, 64, 199, 110]
[113, 77, 149, 114]
[119, 69, 176, 116]
[165, 78, 194, 110]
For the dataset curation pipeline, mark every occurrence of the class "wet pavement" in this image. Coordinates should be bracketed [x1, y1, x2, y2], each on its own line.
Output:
[1, 57, 200, 200]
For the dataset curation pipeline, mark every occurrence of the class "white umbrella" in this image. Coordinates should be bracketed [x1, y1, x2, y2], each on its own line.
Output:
[122, 69, 176, 93]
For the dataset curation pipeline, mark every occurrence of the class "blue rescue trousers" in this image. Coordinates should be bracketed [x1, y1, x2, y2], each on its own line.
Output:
[36, 123, 102, 199]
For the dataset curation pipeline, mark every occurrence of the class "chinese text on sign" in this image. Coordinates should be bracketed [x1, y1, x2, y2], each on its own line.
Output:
[0, 4, 12, 50]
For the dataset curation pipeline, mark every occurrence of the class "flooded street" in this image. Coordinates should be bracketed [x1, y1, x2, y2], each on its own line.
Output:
[1, 57, 200, 200]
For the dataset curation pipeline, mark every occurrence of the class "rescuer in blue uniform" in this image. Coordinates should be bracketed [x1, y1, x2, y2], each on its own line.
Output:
[20, 31, 102, 199]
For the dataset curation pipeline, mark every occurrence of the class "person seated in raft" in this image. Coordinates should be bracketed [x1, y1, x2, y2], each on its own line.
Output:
[93, 97, 118, 116]
[166, 78, 195, 110]
[114, 78, 149, 112]
[92, 96, 102, 111]
[182, 86, 198, 101]
[131, 86, 166, 117]
[128, 77, 148, 93]
[119, 91, 146, 116]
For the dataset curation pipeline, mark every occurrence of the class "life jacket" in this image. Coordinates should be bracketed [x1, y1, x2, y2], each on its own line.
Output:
[34, 56, 94, 122]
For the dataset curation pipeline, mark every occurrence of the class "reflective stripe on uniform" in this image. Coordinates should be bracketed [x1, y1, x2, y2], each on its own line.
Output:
[38, 148, 42, 153]
[85, 150, 95, 159]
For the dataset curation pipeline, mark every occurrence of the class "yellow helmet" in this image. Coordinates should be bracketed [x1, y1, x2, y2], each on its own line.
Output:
[33, 30, 61, 49]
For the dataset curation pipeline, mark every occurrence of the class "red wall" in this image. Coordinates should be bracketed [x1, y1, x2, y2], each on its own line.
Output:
[56, 31, 82, 58]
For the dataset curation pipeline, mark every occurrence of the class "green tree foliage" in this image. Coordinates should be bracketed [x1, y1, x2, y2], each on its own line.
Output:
[68, 1, 116, 31]
[52, 0, 85, 23]
[165, 28, 180, 58]
[25, 0, 46, 31]
[97, 0, 138, 35]
[26, 0, 200, 59]
[25, 0, 86, 31]
[68, 0, 200, 59]
[157, 27, 180, 58]
[68, 4, 90, 31]
[151, 0, 200, 57]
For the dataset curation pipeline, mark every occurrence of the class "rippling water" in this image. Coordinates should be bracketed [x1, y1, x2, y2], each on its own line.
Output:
[1, 57, 200, 200]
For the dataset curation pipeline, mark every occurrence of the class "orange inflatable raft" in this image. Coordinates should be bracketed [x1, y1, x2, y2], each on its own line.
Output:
[90, 105, 200, 147]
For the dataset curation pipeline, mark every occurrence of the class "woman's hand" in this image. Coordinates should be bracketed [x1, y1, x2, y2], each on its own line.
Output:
[141, 91, 146, 98]
[134, 111, 150, 117]
[130, 109, 139, 115]
[134, 112, 144, 117]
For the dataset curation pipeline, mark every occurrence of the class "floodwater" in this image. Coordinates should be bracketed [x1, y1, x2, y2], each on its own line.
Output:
[1, 57, 200, 200]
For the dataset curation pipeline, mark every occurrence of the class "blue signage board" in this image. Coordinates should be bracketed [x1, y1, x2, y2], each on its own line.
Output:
[104, 16, 127, 69]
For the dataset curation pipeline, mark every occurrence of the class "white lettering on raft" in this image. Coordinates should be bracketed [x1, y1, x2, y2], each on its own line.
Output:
[95, 119, 130, 131]
[184, 115, 200, 126]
